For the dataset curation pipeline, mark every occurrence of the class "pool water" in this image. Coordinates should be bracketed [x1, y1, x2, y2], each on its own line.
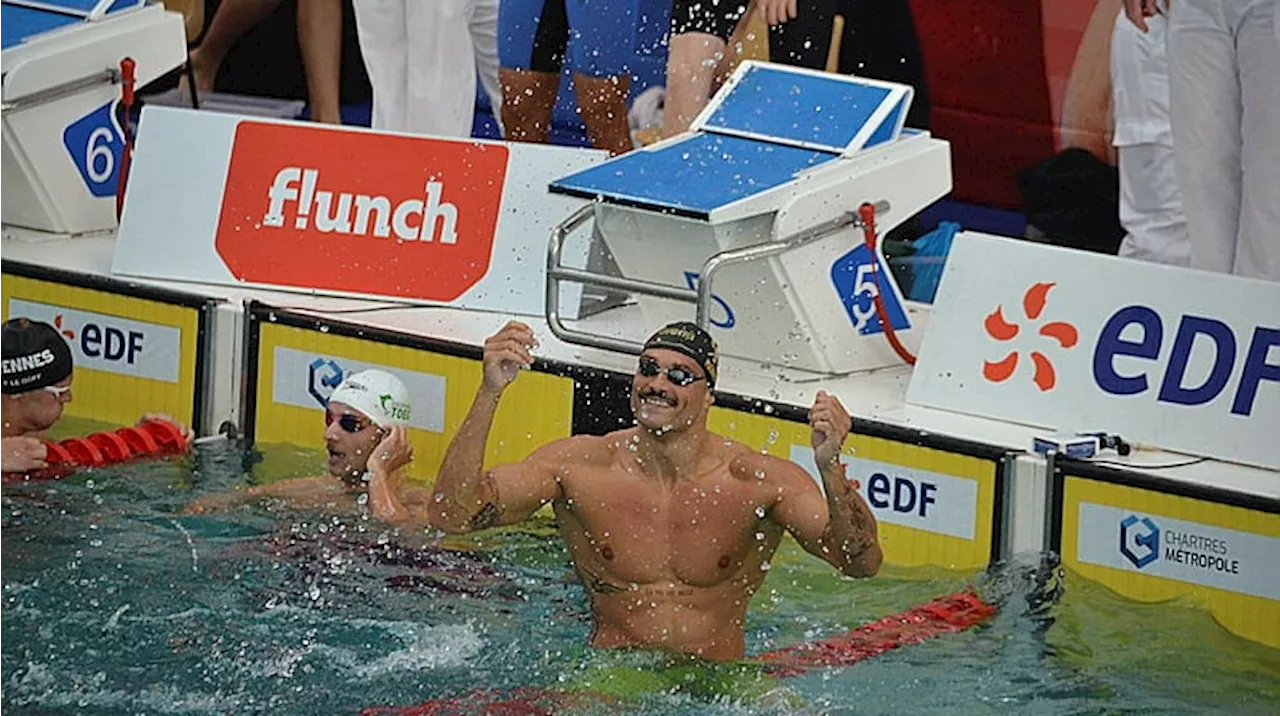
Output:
[3, 436, 1278, 715]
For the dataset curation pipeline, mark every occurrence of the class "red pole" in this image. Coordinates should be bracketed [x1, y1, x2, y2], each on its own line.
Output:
[859, 202, 917, 366]
[115, 57, 136, 221]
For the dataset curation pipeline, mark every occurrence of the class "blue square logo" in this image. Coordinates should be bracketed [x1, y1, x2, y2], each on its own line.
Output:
[830, 244, 911, 335]
[62, 100, 124, 198]
[1119, 514, 1160, 569]
[308, 357, 345, 407]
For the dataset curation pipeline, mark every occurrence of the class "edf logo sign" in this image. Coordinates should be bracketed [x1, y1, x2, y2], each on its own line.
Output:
[62, 101, 125, 198]
[59, 315, 145, 364]
[308, 358, 344, 407]
[866, 472, 936, 517]
[1093, 307, 1279, 418]
[6, 300, 182, 383]
[829, 244, 911, 336]
[1120, 514, 1161, 569]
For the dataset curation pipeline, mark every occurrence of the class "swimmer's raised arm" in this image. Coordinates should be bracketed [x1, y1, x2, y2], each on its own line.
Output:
[769, 392, 882, 578]
[429, 322, 563, 534]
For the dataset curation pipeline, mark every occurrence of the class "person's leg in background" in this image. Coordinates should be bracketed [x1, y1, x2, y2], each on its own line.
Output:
[1232, 0, 1280, 280]
[662, 1, 751, 138]
[1168, 0, 1242, 276]
[1111, 10, 1189, 266]
[403, 0, 478, 137]
[472, 0, 505, 136]
[766, 0, 836, 70]
[566, 0, 641, 154]
[297, 0, 345, 124]
[185, 0, 284, 94]
[353, 0, 410, 130]
[500, 0, 563, 144]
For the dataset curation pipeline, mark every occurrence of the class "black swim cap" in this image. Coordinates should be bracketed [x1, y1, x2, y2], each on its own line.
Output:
[642, 322, 719, 387]
[2, 318, 74, 395]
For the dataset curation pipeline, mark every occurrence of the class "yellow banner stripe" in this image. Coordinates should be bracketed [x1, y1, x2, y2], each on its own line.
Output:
[1, 274, 200, 428]
[1062, 476, 1279, 649]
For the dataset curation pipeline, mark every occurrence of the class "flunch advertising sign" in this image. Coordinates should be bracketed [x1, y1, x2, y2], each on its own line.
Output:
[216, 122, 507, 301]
[907, 232, 1280, 470]
[113, 107, 605, 317]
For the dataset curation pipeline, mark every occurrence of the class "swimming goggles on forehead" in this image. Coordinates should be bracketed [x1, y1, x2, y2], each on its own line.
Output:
[637, 355, 705, 387]
[43, 384, 71, 397]
[325, 411, 371, 434]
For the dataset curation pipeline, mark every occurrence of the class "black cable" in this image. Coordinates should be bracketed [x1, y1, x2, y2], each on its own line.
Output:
[1087, 456, 1209, 470]
[262, 303, 426, 315]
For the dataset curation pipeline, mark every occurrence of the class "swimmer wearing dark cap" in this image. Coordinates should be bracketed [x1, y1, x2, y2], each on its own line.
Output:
[1, 317, 193, 473]
[428, 320, 883, 661]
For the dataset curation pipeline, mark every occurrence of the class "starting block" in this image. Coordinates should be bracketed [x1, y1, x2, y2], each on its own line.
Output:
[545, 61, 952, 374]
[2, 0, 186, 235]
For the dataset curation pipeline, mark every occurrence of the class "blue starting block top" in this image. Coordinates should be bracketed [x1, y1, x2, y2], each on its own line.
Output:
[2, 0, 145, 50]
[548, 61, 913, 220]
[550, 133, 838, 220]
[698, 64, 910, 153]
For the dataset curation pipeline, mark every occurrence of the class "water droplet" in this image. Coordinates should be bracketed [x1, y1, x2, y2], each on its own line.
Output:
[754, 506, 766, 519]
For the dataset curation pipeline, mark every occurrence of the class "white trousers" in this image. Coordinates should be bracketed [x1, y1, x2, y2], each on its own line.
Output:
[1112, 12, 1190, 266]
[353, 0, 502, 138]
[1168, 0, 1280, 281]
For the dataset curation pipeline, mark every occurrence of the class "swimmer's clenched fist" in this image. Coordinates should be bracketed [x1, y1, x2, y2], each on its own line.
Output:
[809, 390, 853, 467]
[482, 321, 537, 393]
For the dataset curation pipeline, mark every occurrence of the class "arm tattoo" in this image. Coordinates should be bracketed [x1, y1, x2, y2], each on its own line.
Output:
[466, 472, 501, 530]
[468, 502, 500, 530]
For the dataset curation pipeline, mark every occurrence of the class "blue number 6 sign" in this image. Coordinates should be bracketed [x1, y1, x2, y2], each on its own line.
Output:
[62, 100, 124, 198]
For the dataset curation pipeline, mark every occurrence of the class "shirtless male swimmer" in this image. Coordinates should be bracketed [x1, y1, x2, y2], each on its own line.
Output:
[429, 321, 882, 661]
[187, 369, 426, 524]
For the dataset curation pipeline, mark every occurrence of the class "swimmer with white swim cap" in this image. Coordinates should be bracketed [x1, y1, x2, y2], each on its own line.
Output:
[187, 368, 433, 524]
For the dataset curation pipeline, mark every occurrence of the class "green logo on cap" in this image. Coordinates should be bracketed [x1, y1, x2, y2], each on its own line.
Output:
[379, 394, 411, 422]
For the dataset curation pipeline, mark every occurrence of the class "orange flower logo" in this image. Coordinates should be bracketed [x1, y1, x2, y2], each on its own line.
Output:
[983, 282, 1078, 391]
[53, 314, 75, 340]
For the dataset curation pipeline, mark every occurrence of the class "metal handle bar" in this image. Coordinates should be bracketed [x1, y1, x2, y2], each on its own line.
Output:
[545, 200, 889, 356]
[2, 68, 120, 113]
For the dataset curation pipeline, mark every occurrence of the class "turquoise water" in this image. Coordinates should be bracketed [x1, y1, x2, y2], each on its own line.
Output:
[3, 437, 1278, 715]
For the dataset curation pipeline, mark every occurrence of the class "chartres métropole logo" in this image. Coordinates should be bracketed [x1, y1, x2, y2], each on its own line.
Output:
[214, 122, 509, 302]
[982, 282, 1079, 391]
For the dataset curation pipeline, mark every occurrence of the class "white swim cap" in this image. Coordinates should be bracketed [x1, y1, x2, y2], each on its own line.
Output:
[327, 369, 411, 427]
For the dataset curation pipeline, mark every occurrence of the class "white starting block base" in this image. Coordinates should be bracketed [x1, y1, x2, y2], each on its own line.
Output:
[548, 62, 952, 374]
[2, 0, 187, 235]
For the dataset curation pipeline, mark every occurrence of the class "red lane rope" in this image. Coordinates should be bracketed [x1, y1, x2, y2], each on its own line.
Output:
[2, 420, 189, 484]
[361, 590, 998, 715]
[756, 590, 996, 676]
